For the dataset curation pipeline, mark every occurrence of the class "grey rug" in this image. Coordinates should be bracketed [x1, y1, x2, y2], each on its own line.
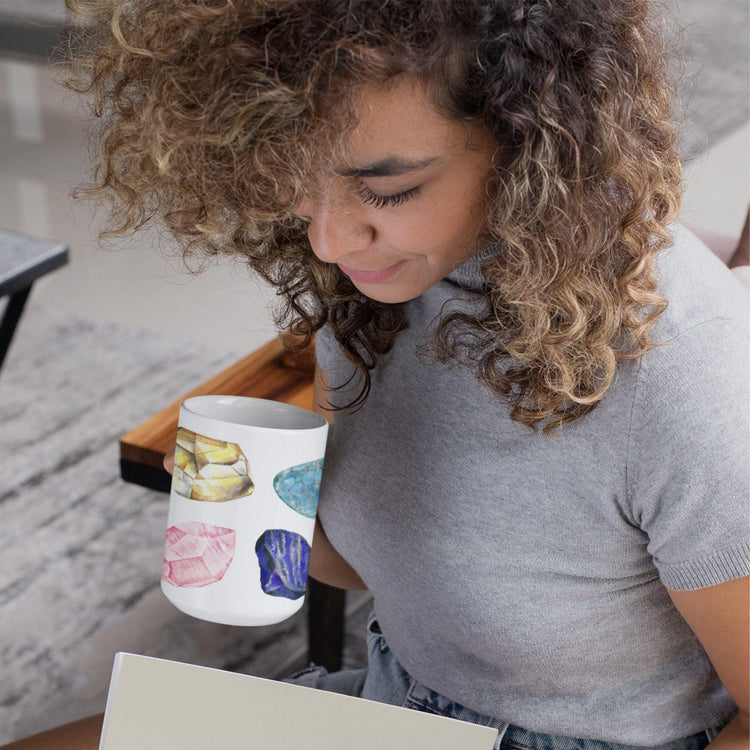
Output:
[0, 302, 370, 743]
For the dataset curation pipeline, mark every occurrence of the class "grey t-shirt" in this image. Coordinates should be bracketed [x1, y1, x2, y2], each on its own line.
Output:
[315, 224, 749, 744]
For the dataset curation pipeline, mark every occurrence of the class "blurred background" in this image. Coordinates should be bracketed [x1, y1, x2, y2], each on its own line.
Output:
[0, 0, 748, 744]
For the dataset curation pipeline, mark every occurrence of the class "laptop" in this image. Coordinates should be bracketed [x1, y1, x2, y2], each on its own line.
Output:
[100, 653, 497, 749]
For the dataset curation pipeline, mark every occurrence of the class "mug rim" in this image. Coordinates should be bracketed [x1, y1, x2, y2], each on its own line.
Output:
[181, 395, 328, 431]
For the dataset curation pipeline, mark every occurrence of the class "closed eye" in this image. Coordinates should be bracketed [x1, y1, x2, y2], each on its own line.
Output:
[356, 183, 422, 209]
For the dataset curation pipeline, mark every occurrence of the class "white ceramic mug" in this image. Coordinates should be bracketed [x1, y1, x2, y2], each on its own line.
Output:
[160, 395, 328, 626]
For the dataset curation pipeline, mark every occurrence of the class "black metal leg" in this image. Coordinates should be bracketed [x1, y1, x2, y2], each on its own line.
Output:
[0, 285, 32, 371]
[307, 578, 346, 672]
[120, 458, 173, 493]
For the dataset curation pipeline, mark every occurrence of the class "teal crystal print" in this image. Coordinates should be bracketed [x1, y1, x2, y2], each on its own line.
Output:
[273, 459, 324, 518]
[255, 529, 311, 600]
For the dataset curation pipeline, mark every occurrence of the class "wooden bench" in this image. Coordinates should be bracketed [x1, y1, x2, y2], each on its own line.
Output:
[119, 335, 346, 671]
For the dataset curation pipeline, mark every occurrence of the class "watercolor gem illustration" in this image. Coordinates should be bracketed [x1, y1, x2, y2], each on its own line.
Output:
[172, 427, 254, 502]
[162, 521, 236, 588]
[273, 459, 324, 518]
[255, 529, 311, 600]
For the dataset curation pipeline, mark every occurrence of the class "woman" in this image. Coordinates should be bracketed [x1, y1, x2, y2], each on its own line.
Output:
[8, 1, 747, 747]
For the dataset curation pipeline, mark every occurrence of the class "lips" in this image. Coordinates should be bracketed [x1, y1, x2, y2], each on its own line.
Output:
[337, 259, 407, 284]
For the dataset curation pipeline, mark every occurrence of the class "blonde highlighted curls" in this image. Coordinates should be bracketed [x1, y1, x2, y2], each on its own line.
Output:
[65, 0, 680, 432]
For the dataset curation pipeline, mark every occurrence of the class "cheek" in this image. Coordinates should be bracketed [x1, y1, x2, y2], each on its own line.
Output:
[385, 198, 481, 250]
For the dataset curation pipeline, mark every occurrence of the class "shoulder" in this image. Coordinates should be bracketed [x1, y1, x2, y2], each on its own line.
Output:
[623, 223, 749, 420]
[624, 224, 748, 503]
[631, 224, 748, 408]
[651, 223, 748, 342]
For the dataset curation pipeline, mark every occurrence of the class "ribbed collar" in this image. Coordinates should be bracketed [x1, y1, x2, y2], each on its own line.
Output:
[444, 243, 500, 292]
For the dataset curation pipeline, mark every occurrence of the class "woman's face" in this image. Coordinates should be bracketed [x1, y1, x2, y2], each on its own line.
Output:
[295, 76, 497, 303]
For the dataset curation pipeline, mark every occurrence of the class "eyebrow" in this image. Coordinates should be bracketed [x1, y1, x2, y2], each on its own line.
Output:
[338, 156, 438, 178]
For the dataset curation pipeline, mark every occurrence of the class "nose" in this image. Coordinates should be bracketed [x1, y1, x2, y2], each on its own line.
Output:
[295, 188, 374, 264]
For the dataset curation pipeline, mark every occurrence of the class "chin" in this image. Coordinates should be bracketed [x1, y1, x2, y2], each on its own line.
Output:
[355, 284, 427, 304]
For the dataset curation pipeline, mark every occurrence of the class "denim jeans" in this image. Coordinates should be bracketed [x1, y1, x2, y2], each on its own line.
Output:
[286, 612, 726, 750]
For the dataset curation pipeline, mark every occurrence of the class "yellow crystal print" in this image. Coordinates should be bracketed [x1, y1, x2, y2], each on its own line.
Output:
[172, 427, 254, 502]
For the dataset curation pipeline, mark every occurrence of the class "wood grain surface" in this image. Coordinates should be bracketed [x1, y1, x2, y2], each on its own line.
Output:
[120, 336, 315, 472]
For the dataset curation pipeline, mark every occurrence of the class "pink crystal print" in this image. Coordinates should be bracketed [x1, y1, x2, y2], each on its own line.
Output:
[162, 521, 236, 587]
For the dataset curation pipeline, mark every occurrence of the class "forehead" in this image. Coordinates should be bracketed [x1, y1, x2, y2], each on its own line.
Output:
[339, 76, 479, 167]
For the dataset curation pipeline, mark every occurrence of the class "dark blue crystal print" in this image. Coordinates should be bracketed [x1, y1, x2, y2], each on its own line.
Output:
[273, 459, 324, 518]
[255, 529, 311, 600]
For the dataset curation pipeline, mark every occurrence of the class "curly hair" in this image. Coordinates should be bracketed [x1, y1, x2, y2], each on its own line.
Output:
[65, 0, 680, 432]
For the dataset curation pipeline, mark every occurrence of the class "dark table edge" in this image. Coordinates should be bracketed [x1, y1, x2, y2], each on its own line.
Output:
[0, 244, 69, 297]
[0, 15, 72, 65]
[119, 459, 172, 494]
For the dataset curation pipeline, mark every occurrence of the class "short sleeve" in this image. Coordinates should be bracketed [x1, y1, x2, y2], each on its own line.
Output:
[626, 314, 750, 590]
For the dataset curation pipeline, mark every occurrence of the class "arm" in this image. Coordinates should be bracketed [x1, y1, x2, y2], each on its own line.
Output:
[308, 364, 367, 590]
[667, 576, 749, 749]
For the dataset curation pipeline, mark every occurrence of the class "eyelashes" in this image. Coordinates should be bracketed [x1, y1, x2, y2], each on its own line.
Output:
[356, 184, 421, 209]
